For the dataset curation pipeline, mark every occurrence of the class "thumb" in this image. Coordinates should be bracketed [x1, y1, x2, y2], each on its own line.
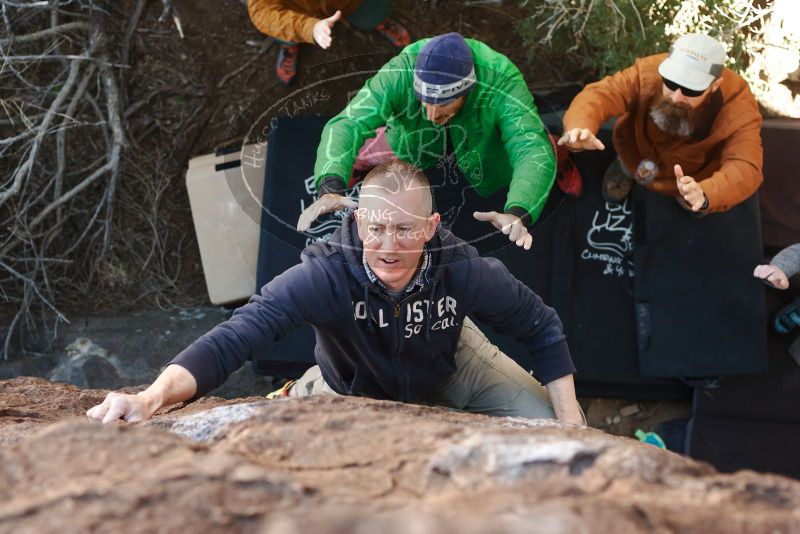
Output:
[328, 10, 342, 25]
[674, 164, 684, 179]
[472, 211, 497, 222]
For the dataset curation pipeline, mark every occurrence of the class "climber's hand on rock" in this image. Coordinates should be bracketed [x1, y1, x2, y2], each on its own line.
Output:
[86, 391, 156, 424]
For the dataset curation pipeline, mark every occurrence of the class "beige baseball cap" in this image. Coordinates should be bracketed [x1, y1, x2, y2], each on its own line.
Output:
[658, 33, 726, 92]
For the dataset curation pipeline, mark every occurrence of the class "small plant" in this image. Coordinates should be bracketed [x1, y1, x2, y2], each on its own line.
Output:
[518, 0, 776, 82]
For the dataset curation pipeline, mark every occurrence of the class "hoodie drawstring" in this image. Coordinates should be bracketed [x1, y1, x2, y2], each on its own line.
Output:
[363, 284, 375, 333]
[423, 281, 437, 342]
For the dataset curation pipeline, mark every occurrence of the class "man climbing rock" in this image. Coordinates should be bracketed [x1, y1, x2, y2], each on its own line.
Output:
[87, 161, 583, 425]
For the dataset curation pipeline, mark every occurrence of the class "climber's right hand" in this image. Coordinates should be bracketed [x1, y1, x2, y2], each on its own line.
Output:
[86, 391, 158, 424]
[297, 193, 358, 232]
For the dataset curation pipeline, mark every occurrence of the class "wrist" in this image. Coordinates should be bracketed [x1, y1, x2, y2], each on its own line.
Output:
[553, 402, 584, 425]
[505, 206, 532, 227]
[137, 384, 166, 415]
[561, 411, 585, 426]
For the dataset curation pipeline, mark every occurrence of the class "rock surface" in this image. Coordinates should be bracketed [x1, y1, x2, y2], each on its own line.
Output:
[1, 377, 799, 533]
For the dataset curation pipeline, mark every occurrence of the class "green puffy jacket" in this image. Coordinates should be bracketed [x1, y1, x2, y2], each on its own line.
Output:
[314, 38, 556, 222]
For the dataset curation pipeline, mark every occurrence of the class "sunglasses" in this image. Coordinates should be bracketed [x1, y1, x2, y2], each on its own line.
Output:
[661, 76, 706, 98]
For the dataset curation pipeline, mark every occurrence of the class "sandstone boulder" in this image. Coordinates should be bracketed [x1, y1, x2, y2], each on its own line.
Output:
[1, 377, 799, 533]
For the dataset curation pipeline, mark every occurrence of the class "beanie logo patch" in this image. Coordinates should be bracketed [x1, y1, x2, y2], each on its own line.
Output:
[413, 67, 477, 102]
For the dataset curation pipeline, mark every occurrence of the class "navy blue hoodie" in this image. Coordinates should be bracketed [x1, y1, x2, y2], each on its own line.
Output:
[171, 214, 575, 400]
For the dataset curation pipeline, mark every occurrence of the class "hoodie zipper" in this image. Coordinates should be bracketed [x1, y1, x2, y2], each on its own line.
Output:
[376, 290, 427, 401]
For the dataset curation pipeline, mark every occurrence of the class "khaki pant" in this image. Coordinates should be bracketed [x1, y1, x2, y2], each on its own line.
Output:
[290, 318, 557, 420]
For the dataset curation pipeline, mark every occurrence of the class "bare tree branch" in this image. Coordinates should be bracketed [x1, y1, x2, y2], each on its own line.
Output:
[0, 56, 81, 206]
[0, 0, 210, 358]
[0, 21, 90, 46]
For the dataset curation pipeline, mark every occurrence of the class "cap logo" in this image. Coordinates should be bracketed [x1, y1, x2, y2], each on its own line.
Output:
[675, 46, 708, 62]
[668, 46, 724, 77]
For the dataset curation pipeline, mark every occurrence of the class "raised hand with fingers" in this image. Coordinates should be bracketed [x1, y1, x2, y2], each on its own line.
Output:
[312, 10, 341, 49]
[754, 264, 790, 289]
[557, 128, 605, 152]
[297, 192, 358, 232]
[674, 164, 707, 212]
[473, 211, 533, 250]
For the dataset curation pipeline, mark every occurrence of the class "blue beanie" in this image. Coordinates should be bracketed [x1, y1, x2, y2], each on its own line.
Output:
[413, 33, 476, 105]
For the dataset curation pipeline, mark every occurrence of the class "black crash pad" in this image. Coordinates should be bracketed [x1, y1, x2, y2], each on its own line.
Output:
[253, 115, 334, 376]
[686, 288, 800, 478]
[632, 186, 767, 378]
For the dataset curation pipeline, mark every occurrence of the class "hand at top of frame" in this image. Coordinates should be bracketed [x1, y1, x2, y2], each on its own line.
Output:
[312, 10, 342, 49]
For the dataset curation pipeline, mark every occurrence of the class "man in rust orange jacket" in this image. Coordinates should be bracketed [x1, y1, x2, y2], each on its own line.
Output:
[558, 33, 763, 214]
[247, 0, 410, 84]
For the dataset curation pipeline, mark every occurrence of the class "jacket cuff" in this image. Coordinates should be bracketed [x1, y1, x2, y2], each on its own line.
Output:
[302, 17, 320, 44]
[698, 180, 720, 213]
[317, 175, 346, 196]
[506, 206, 532, 227]
[771, 244, 800, 279]
[533, 340, 577, 385]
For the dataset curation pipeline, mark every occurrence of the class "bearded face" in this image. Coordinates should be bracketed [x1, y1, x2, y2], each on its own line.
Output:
[649, 77, 725, 140]
[649, 93, 697, 137]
